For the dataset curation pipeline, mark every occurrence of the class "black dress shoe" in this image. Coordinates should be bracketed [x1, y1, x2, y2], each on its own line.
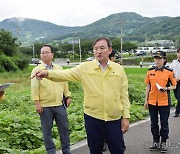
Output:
[173, 113, 179, 117]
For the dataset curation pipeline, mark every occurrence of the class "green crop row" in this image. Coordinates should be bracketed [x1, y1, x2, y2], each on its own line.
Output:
[0, 66, 176, 153]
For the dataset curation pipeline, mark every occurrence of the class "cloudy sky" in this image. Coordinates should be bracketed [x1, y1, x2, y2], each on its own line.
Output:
[0, 0, 179, 27]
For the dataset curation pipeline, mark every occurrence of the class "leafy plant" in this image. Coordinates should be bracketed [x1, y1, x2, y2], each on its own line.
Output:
[0, 66, 176, 153]
[0, 54, 19, 72]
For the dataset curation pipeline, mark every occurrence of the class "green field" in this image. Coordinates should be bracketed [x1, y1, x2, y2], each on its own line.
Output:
[0, 66, 175, 153]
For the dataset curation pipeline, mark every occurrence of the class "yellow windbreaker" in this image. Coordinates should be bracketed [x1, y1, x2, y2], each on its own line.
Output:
[47, 60, 130, 121]
[31, 62, 70, 107]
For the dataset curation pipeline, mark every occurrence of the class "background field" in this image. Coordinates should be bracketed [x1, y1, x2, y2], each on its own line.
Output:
[0, 66, 176, 153]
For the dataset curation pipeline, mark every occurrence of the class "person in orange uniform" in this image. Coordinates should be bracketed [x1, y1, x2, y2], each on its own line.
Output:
[144, 51, 176, 153]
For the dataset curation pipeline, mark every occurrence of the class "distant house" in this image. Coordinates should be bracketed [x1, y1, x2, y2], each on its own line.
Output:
[136, 47, 154, 53]
[146, 40, 174, 46]
[141, 40, 176, 53]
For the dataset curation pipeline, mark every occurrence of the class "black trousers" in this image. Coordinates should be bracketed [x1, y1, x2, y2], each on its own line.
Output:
[84, 114, 125, 154]
[148, 104, 170, 142]
[174, 81, 180, 114]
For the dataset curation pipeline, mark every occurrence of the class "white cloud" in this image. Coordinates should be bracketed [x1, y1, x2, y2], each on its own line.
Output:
[0, 0, 179, 26]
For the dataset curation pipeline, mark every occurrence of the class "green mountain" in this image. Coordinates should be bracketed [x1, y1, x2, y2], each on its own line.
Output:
[0, 17, 79, 44]
[52, 12, 179, 42]
[0, 12, 179, 44]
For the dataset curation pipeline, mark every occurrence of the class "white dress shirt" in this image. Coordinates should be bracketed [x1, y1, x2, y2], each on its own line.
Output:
[170, 59, 180, 78]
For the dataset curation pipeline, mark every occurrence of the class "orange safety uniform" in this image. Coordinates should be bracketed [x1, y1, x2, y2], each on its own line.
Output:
[145, 66, 176, 106]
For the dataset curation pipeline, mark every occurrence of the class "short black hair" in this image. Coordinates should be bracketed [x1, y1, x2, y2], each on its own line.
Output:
[109, 49, 115, 59]
[92, 37, 112, 48]
[42, 44, 53, 53]
[177, 48, 180, 53]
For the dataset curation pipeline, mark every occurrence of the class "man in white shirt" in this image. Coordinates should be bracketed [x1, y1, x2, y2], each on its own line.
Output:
[170, 48, 180, 117]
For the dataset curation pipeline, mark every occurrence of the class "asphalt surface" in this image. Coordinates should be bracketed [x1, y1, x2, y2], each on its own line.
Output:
[57, 109, 180, 154]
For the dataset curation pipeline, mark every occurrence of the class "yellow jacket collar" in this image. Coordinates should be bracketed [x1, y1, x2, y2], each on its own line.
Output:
[37, 62, 55, 70]
[92, 59, 112, 70]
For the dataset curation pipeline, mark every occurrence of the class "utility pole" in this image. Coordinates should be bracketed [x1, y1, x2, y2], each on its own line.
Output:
[78, 38, 82, 62]
[120, 17, 126, 65]
[120, 28, 123, 64]
[72, 40, 74, 60]
[32, 42, 35, 58]
[14, 19, 21, 52]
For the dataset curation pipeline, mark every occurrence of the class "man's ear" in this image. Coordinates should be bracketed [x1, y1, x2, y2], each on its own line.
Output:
[109, 47, 112, 54]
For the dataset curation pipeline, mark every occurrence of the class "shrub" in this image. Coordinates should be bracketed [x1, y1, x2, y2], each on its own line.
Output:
[0, 54, 19, 72]
[11, 56, 29, 70]
[0, 63, 5, 72]
[166, 53, 177, 62]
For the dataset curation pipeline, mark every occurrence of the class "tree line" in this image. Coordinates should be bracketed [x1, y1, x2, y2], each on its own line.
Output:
[2, 28, 179, 72]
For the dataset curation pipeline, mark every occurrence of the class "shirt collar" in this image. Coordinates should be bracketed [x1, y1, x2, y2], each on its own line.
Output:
[155, 65, 165, 71]
[44, 62, 54, 70]
[97, 60, 110, 71]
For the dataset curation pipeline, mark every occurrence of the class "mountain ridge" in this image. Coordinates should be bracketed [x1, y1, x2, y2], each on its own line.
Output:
[0, 12, 179, 43]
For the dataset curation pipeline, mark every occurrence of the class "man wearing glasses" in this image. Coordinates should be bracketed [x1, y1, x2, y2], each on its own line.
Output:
[31, 45, 71, 154]
[32, 38, 130, 154]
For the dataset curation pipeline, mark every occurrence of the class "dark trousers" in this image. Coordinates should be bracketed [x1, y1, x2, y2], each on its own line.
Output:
[40, 106, 71, 154]
[148, 104, 170, 142]
[174, 81, 180, 114]
[84, 114, 125, 154]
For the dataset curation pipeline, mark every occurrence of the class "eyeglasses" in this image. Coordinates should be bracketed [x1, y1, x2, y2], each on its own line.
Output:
[40, 52, 52, 55]
[93, 47, 106, 52]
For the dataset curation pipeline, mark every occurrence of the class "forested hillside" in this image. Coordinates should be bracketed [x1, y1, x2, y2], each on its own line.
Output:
[0, 12, 179, 43]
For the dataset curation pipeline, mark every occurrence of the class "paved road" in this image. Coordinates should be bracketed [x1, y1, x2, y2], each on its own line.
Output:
[57, 109, 180, 154]
[124, 109, 180, 154]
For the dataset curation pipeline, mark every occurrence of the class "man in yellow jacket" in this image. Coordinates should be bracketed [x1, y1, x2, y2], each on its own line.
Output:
[31, 45, 71, 154]
[32, 38, 130, 154]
